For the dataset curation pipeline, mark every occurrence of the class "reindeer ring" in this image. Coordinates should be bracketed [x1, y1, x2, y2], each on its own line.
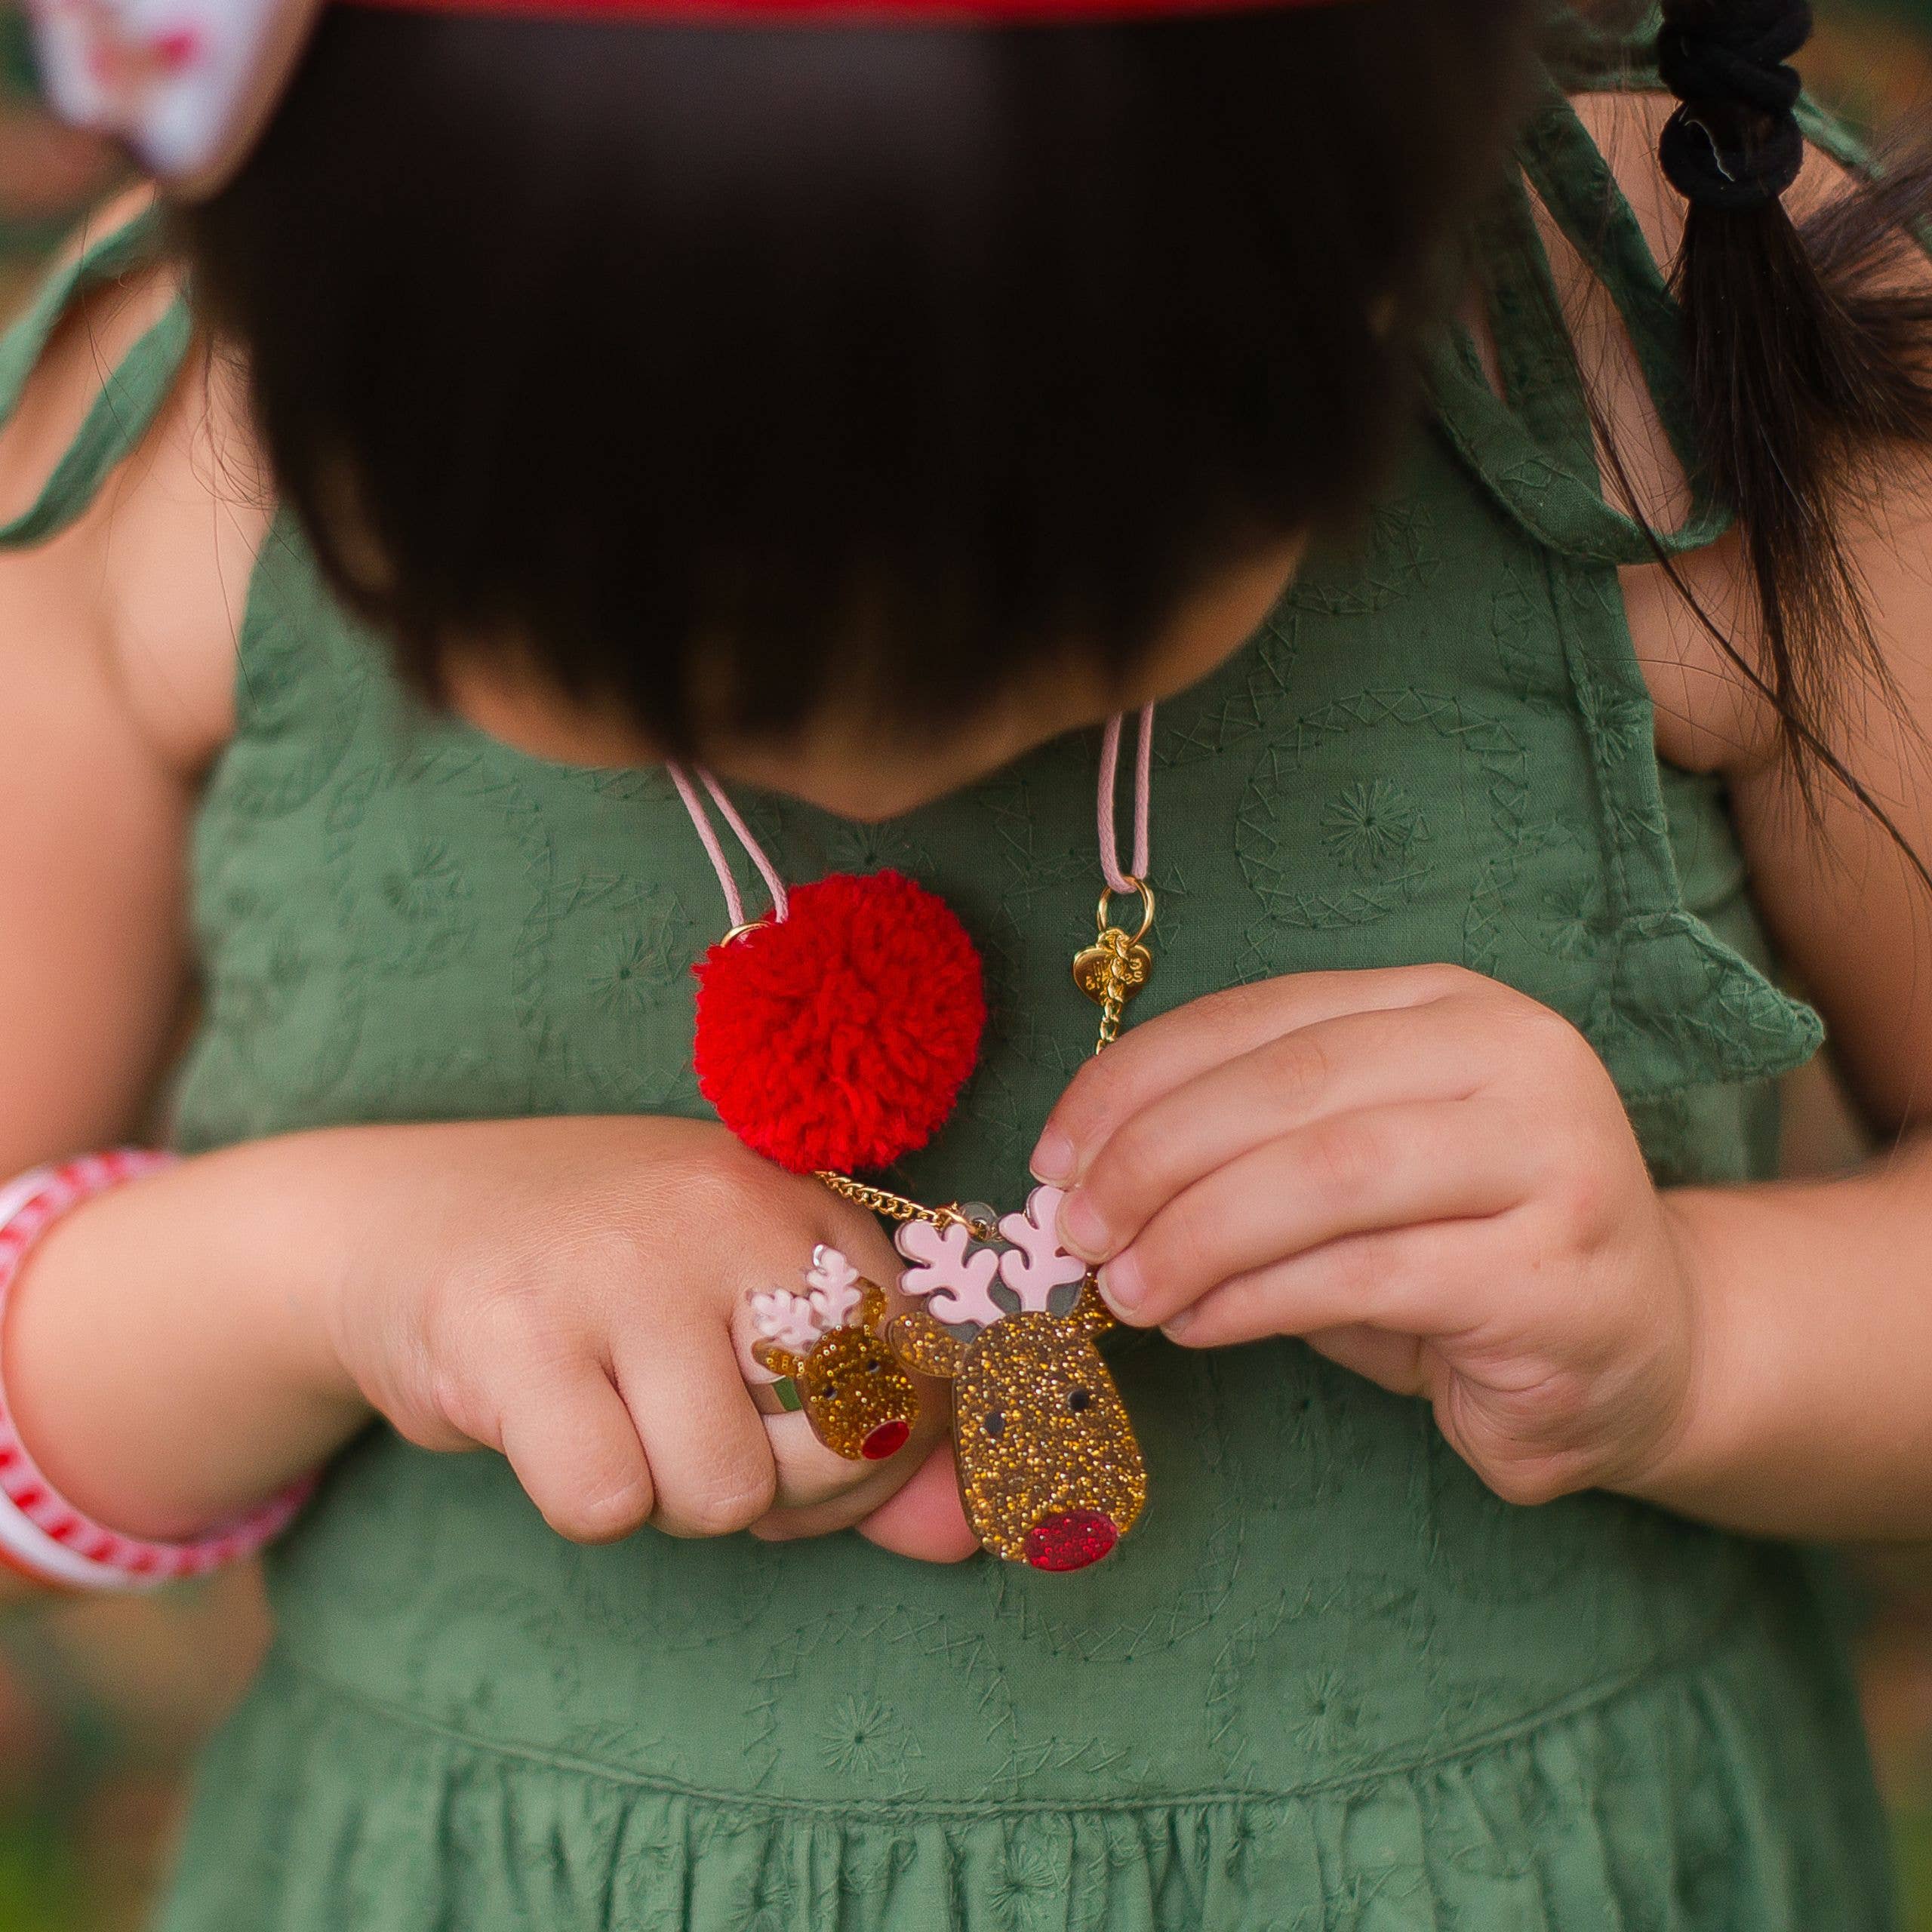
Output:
[890, 1185, 1147, 1571]
[749, 1247, 921, 1462]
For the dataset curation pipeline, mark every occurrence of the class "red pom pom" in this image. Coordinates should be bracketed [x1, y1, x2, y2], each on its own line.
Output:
[693, 871, 986, 1174]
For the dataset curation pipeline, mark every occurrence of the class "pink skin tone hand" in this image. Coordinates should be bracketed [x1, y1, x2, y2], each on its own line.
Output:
[1033, 967, 1696, 1509]
[2, 1118, 976, 1564]
[1029, 964, 1932, 1540]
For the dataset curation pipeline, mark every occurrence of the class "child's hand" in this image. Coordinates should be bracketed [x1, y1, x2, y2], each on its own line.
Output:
[1031, 968, 1699, 1508]
[326, 1117, 971, 1554]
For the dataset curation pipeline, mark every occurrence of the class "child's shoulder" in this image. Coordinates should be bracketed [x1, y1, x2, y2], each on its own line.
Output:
[0, 189, 266, 774]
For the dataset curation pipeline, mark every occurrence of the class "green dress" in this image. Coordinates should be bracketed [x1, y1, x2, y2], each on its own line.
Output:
[0, 73, 1901, 1932]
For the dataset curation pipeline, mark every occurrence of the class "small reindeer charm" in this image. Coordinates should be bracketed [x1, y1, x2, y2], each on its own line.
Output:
[891, 1186, 1146, 1571]
[749, 1247, 919, 1462]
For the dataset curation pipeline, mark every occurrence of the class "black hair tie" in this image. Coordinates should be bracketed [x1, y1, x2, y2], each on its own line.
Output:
[1657, 0, 1814, 213]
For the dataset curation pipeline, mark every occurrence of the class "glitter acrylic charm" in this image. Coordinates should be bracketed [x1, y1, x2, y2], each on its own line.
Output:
[889, 1186, 1146, 1570]
[749, 1247, 920, 1462]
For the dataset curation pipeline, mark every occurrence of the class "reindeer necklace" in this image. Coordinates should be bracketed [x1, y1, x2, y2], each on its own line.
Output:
[673, 708, 1157, 1572]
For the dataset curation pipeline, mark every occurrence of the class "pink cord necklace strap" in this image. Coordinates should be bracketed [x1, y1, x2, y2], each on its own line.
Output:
[1097, 705, 1155, 896]
[0, 1152, 315, 1592]
[666, 764, 790, 933]
[670, 714, 1152, 934]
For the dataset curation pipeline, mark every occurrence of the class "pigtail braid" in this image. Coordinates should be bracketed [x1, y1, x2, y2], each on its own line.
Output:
[1654, 0, 1932, 815]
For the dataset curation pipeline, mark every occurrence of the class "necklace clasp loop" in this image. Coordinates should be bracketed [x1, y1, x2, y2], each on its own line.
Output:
[1096, 878, 1156, 947]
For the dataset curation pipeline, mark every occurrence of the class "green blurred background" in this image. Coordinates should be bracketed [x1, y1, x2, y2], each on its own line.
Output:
[5, 6, 1932, 1928]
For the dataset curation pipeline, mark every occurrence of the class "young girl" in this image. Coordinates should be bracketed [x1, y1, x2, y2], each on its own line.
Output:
[2, 0, 1930, 1923]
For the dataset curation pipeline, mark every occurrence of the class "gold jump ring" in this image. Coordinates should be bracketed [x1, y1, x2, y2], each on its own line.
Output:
[1095, 878, 1156, 946]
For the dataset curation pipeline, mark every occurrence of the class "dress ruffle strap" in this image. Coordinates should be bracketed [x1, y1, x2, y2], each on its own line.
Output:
[1426, 85, 1731, 569]
[0, 199, 191, 551]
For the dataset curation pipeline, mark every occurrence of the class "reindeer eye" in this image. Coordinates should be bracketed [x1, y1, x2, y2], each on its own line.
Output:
[866, 1356, 884, 1373]
[983, 1411, 1006, 1439]
[1069, 1387, 1093, 1414]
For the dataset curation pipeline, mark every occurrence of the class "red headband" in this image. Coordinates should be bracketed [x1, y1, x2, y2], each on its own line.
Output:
[351, 0, 1325, 17]
[31, 0, 1363, 196]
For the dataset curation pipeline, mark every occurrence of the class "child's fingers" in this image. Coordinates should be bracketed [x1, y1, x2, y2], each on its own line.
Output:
[744, 1462, 900, 1542]
[854, 1441, 979, 1564]
[1103, 1098, 1531, 1331]
[1160, 1220, 1498, 1353]
[1057, 996, 1502, 1265]
[750, 1433, 975, 1560]
[752, 1367, 955, 1518]
[1031, 965, 1475, 1188]
[617, 1331, 777, 1540]
[497, 1366, 656, 1544]
[759, 1410, 898, 1509]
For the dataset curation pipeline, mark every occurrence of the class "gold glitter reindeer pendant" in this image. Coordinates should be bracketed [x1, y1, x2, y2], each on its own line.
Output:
[889, 1187, 1146, 1570]
[749, 1247, 920, 1462]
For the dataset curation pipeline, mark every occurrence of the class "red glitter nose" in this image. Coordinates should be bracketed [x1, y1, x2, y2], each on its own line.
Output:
[1023, 1510, 1118, 1571]
[862, 1420, 911, 1461]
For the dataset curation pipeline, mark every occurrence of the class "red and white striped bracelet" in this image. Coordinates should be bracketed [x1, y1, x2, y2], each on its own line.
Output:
[0, 1152, 314, 1592]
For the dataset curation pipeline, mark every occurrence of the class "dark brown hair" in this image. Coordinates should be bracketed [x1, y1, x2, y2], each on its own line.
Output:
[176, 2, 1932, 800]
[174, 2, 1540, 752]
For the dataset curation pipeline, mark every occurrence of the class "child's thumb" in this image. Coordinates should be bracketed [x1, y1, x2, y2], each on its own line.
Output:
[854, 1441, 978, 1564]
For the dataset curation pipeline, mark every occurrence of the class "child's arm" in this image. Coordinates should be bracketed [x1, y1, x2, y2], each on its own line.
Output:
[1020, 112, 1932, 1544]
[0, 222, 271, 1588]
[1028, 488, 1932, 1541]
[8, 1118, 958, 1546]
[0, 208, 246, 1174]
[1619, 475, 1932, 1539]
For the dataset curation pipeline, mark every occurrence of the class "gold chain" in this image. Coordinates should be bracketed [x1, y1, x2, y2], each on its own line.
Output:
[814, 1171, 998, 1243]
[1094, 927, 1134, 1054]
[1097, 923, 1128, 1051]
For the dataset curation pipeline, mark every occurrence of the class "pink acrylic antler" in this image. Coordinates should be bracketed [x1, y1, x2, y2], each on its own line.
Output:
[895, 1219, 1004, 1328]
[750, 1288, 825, 1355]
[805, 1244, 863, 1329]
[996, 1186, 1089, 1313]
[753, 1246, 868, 1353]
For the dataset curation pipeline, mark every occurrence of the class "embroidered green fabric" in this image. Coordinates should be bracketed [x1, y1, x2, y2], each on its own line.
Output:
[0, 67, 1898, 1932]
